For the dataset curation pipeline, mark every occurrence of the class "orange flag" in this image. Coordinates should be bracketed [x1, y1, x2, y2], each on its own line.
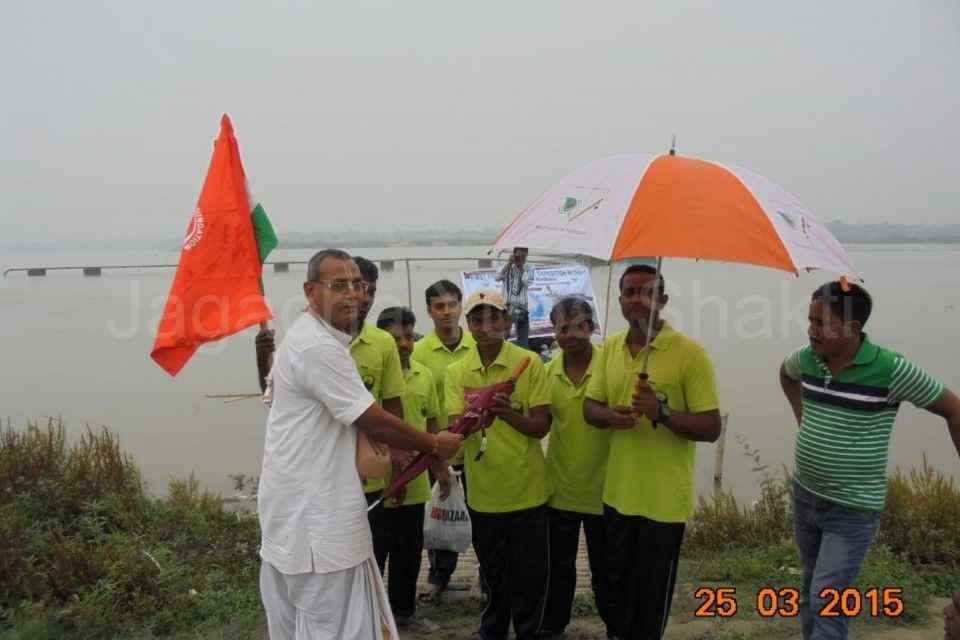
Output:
[150, 114, 272, 376]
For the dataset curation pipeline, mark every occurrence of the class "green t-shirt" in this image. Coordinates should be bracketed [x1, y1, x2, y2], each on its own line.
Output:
[444, 340, 551, 513]
[782, 336, 944, 511]
[351, 322, 406, 493]
[545, 344, 610, 515]
[585, 321, 719, 523]
[386, 360, 438, 508]
[412, 328, 476, 429]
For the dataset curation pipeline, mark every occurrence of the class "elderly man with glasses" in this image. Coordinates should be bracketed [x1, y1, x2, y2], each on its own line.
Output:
[256, 249, 463, 639]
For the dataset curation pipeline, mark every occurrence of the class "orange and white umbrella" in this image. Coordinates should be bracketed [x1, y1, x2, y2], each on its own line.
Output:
[492, 152, 859, 278]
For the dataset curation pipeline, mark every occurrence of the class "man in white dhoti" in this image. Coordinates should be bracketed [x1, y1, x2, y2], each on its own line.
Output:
[258, 249, 463, 639]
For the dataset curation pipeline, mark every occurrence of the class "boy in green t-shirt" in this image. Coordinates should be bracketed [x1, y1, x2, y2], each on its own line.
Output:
[445, 289, 551, 640]
[583, 265, 722, 640]
[350, 257, 407, 573]
[541, 297, 611, 639]
[411, 279, 476, 601]
[377, 307, 451, 633]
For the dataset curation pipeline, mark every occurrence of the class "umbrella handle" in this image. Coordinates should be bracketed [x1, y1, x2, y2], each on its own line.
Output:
[637, 373, 659, 430]
[474, 428, 488, 461]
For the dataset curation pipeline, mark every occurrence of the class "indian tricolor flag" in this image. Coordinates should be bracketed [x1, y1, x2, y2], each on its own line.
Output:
[249, 188, 278, 264]
[151, 114, 277, 377]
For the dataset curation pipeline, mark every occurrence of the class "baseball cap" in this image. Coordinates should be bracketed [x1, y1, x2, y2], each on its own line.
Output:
[463, 289, 507, 315]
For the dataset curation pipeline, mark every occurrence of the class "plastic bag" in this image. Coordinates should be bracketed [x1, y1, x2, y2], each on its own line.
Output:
[423, 471, 472, 552]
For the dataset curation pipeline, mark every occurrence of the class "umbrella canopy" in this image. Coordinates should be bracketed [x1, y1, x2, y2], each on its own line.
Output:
[492, 153, 858, 278]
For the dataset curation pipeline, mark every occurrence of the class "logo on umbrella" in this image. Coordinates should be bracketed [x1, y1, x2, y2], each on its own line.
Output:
[183, 208, 205, 250]
[559, 197, 580, 215]
[778, 210, 811, 236]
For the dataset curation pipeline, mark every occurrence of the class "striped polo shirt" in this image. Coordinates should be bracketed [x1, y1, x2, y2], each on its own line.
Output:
[783, 336, 943, 512]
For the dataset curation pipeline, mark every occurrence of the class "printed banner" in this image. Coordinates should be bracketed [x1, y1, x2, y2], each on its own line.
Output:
[460, 264, 601, 339]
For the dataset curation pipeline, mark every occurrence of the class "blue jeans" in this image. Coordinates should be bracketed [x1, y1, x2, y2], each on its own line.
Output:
[793, 481, 880, 640]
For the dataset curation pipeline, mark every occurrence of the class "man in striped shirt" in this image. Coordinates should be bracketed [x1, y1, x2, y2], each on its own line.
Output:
[780, 281, 960, 640]
[495, 246, 532, 349]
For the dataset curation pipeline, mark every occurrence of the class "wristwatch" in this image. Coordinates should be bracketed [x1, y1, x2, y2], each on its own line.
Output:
[658, 399, 672, 426]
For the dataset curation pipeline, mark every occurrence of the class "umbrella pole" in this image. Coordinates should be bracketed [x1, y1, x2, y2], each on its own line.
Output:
[602, 263, 613, 337]
[638, 256, 663, 428]
[639, 256, 663, 375]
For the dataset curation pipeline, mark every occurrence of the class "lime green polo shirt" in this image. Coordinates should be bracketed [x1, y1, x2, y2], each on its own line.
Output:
[586, 321, 719, 523]
[444, 340, 551, 513]
[546, 344, 610, 516]
[351, 322, 406, 493]
[412, 328, 476, 429]
[386, 360, 439, 508]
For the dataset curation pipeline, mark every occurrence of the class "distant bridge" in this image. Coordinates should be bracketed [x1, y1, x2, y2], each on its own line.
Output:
[1, 257, 510, 309]
[1, 257, 509, 279]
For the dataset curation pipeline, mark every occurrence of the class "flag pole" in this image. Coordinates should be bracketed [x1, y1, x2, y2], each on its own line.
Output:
[258, 276, 270, 331]
[257, 274, 273, 374]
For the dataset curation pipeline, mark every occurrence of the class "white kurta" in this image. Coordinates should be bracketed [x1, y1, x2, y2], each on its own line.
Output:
[258, 311, 398, 639]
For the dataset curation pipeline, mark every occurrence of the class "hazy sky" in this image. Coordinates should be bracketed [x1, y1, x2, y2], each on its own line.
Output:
[2, 1, 958, 245]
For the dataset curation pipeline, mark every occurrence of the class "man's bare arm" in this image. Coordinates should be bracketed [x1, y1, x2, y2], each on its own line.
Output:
[255, 328, 276, 393]
[657, 409, 722, 443]
[356, 404, 461, 459]
[383, 396, 404, 421]
[489, 399, 550, 439]
[583, 398, 636, 429]
[925, 387, 960, 460]
[780, 363, 803, 425]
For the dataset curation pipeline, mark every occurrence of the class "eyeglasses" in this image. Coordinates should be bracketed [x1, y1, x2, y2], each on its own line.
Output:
[311, 279, 369, 293]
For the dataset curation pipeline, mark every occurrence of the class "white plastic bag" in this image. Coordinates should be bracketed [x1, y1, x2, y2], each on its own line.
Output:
[423, 471, 472, 552]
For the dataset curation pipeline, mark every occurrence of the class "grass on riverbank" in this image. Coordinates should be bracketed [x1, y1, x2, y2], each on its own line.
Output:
[0, 420, 262, 639]
[1, 420, 957, 639]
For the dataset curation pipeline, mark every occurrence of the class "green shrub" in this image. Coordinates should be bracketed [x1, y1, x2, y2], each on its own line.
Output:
[881, 456, 960, 567]
[0, 420, 262, 639]
[685, 436, 793, 555]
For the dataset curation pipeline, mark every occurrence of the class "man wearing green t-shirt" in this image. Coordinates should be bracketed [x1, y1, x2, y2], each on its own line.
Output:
[445, 289, 551, 640]
[780, 281, 960, 640]
[541, 297, 611, 640]
[411, 279, 476, 601]
[254, 256, 406, 574]
[351, 257, 407, 573]
[377, 306, 451, 634]
[584, 264, 722, 640]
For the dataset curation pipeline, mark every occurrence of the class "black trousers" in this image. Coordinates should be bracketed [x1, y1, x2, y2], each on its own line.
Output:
[470, 504, 549, 640]
[365, 490, 389, 573]
[543, 507, 611, 635]
[604, 505, 685, 640]
[426, 464, 467, 587]
[382, 503, 426, 618]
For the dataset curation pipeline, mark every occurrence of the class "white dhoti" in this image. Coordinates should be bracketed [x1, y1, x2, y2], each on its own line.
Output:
[260, 558, 399, 640]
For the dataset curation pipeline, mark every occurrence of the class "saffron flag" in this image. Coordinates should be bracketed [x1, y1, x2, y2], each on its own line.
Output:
[150, 114, 273, 377]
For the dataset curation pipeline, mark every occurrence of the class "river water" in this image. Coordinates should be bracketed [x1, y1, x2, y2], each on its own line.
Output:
[1, 244, 957, 501]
